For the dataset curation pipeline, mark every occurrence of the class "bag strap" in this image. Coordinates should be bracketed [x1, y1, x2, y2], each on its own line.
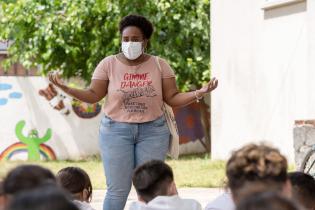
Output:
[155, 56, 162, 74]
[155, 55, 164, 95]
[155, 56, 169, 110]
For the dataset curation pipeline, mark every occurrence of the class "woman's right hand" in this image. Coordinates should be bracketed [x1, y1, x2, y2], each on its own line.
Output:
[48, 70, 108, 104]
[48, 71, 66, 89]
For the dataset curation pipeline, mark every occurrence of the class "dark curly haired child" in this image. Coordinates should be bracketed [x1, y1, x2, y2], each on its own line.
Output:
[205, 143, 290, 210]
[57, 167, 95, 210]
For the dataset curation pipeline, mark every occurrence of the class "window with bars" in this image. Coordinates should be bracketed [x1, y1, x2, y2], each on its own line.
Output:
[0, 41, 38, 76]
[0, 55, 38, 76]
[0, 40, 10, 53]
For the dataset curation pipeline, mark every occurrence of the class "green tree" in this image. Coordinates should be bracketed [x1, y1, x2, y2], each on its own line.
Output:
[0, 0, 210, 91]
[1, 0, 211, 152]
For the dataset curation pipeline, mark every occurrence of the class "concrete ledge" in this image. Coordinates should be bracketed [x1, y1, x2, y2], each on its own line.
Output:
[262, 0, 305, 10]
[293, 119, 315, 169]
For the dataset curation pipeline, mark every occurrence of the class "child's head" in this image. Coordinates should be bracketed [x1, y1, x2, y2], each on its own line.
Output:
[0, 181, 5, 210]
[226, 143, 289, 203]
[0, 181, 3, 195]
[8, 184, 79, 210]
[288, 171, 315, 210]
[3, 165, 56, 195]
[56, 167, 92, 202]
[236, 192, 302, 210]
[132, 160, 177, 203]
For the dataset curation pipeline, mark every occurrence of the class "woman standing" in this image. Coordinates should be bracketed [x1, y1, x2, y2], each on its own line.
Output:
[49, 14, 218, 210]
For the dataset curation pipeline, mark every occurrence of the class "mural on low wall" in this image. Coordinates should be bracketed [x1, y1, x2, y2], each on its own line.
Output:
[38, 84, 102, 118]
[175, 102, 209, 143]
[0, 120, 56, 161]
[72, 99, 102, 119]
[39, 84, 70, 115]
[0, 82, 22, 106]
[0, 142, 56, 161]
[0, 77, 210, 161]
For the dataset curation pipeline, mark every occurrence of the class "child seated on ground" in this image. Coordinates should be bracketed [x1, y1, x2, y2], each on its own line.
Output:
[2, 164, 56, 209]
[8, 184, 79, 210]
[129, 160, 201, 210]
[0, 181, 5, 210]
[288, 171, 315, 210]
[205, 143, 291, 210]
[236, 192, 302, 210]
[57, 167, 95, 210]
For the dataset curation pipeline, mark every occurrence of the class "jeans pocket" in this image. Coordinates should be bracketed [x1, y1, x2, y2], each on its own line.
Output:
[101, 115, 113, 127]
[151, 115, 167, 127]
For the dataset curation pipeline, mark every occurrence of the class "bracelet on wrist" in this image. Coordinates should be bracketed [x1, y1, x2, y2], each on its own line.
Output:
[194, 90, 203, 103]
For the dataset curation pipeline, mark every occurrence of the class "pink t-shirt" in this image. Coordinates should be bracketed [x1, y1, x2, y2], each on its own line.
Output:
[92, 55, 175, 123]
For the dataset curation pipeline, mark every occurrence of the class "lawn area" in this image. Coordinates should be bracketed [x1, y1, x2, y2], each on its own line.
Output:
[0, 154, 227, 189]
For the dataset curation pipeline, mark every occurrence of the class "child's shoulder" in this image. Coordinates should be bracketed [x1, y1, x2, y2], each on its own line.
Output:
[73, 200, 96, 210]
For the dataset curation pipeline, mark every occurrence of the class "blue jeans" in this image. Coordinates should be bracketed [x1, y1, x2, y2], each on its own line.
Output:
[98, 115, 170, 210]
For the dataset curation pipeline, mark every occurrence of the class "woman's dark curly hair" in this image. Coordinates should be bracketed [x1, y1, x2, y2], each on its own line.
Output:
[119, 14, 154, 39]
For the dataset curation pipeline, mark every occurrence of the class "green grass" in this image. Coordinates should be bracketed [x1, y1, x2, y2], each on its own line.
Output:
[0, 154, 226, 189]
[167, 154, 226, 188]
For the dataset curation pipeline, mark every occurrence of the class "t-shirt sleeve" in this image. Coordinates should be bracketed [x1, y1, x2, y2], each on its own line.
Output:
[91, 57, 110, 80]
[159, 58, 176, 79]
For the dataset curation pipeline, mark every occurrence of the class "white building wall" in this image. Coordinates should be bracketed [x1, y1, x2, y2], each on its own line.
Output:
[211, 0, 311, 162]
[307, 1, 315, 109]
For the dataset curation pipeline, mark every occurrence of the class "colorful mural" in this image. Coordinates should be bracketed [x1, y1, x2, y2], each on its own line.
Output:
[38, 84, 101, 118]
[0, 83, 22, 106]
[72, 99, 102, 119]
[175, 102, 210, 148]
[0, 142, 56, 161]
[0, 78, 101, 160]
[0, 78, 210, 160]
[39, 84, 70, 115]
[0, 120, 56, 161]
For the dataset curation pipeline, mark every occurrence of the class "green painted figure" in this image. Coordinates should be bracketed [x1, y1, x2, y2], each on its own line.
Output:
[15, 120, 52, 161]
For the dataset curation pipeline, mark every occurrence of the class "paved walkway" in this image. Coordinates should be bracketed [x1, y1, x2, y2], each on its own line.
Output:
[91, 188, 225, 210]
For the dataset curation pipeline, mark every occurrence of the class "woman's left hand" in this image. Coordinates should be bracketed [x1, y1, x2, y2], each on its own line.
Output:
[197, 77, 218, 96]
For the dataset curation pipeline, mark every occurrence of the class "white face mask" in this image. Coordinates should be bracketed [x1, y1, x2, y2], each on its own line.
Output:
[121, 41, 143, 60]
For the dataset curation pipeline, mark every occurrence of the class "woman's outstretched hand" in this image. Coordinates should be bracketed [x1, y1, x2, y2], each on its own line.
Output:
[197, 77, 218, 96]
[48, 71, 66, 89]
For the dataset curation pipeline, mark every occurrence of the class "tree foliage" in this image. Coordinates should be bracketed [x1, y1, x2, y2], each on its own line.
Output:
[0, 0, 210, 91]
